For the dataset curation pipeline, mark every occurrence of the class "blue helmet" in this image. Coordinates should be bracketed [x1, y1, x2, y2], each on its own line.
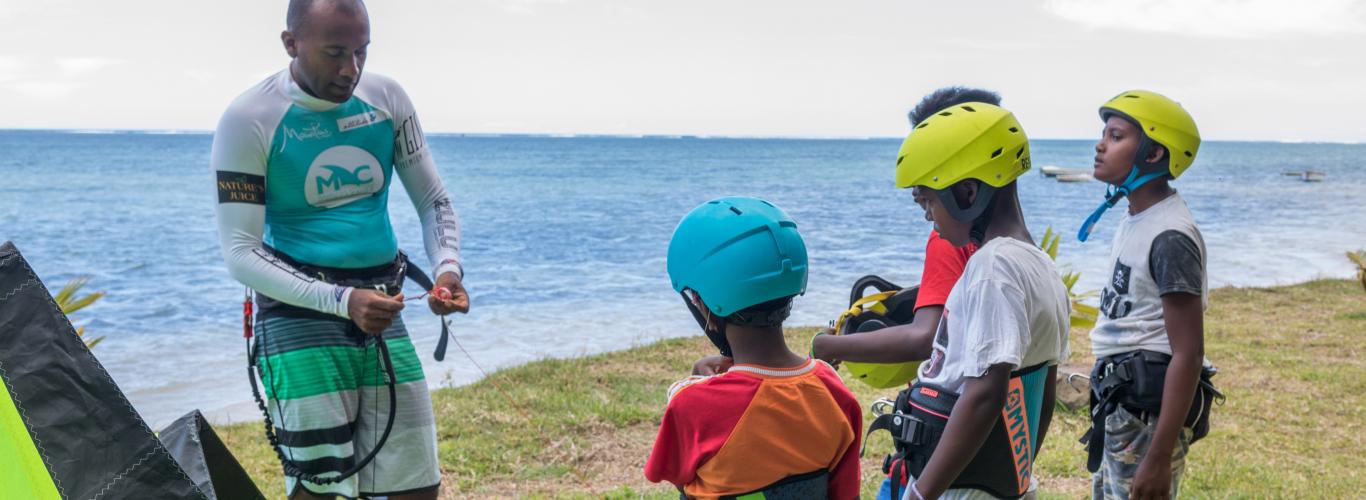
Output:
[667, 197, 808, 355]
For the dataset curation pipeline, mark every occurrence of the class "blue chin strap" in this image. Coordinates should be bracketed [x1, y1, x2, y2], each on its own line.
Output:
[1077, 165, 1168, 242]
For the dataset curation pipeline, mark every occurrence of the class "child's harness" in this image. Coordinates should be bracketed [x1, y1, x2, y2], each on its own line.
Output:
[866, 363, 1050, 499]
[1081, 349, 1224, 472]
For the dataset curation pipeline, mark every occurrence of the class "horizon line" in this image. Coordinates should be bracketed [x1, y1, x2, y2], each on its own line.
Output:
[0, 127, 1361, 145]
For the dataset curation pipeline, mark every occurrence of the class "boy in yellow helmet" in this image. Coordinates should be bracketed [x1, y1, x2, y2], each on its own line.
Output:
[1080, 90, 1221, 500]
[889, 103, 1070, 500]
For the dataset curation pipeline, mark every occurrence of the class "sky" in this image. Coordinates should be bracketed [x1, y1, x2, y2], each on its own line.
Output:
[1, 0, 1364, 141]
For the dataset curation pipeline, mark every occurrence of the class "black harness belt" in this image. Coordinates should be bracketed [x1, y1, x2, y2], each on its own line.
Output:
[1080, 350, 1224, 473]
[867, 362, 1049, 499]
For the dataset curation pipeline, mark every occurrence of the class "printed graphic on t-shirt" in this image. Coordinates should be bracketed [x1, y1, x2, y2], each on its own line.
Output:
[1099, 260, 1135, 320]
[304, 145, 384, 208]
[922, 309, 950, 379]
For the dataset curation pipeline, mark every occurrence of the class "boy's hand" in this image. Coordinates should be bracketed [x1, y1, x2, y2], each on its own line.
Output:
[349, 288, 405, 336]
[810, 328, 841, 367]
[692, 355, 733, 376]
[428, 272, 470, 315]
[1130, 454, 1173, 500]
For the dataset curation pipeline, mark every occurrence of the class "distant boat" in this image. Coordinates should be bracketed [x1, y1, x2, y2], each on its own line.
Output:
[1040, 165, 1093, 178]
[1055, 173, 1095, 183]
[1282, 170, 1326, 182]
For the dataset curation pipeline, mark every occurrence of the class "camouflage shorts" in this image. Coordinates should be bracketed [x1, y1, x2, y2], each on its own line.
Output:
[1091, 406, 1193, 500]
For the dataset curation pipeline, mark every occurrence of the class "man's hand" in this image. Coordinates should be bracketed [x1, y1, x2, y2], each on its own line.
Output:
[692, 355, 733, 376]
[428, 272, 470, 315]
[348, 288, 405, 336]
[1130, 453, 1174, 500]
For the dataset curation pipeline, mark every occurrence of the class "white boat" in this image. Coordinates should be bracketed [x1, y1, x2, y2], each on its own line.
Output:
[1282, 170, 1326, 182]
[1055, 173, 1095, 183]
[1040, 165, 1093, 178]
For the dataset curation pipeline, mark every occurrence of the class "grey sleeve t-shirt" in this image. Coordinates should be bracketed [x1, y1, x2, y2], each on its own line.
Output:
[1090, 193, 1209, 358]
[1150, 230, 1204, 297]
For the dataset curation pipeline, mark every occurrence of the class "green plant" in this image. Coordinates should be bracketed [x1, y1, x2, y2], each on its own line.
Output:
[1040, 226, 1100, 329]
[53, 277, 106, 349]
[1348, 250, 1366, 292]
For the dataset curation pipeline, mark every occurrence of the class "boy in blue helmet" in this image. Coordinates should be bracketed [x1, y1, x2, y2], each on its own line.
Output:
[644, 197, 863, 500]
[1080, 90, 1220, 500]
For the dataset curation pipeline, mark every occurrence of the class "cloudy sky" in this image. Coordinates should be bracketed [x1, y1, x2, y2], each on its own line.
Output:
[1, 0, 1363, 141]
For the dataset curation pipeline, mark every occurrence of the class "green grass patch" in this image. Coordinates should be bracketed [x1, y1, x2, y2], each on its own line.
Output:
[219, 279, 1366, 498]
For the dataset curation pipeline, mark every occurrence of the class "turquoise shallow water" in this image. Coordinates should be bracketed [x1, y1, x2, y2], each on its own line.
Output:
[1, 131, 1362, 426]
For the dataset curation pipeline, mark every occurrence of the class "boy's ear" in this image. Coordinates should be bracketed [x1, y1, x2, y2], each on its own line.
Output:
[1146, 144, 1167, 165]
[953, 179, 981, 208]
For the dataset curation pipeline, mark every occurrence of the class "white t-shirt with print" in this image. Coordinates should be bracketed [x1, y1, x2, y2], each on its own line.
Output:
[904, 237, 1069, 500]
[916, 237, 1071, 393]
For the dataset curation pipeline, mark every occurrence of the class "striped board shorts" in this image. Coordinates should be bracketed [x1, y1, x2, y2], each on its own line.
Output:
[253, 312, 441, 498]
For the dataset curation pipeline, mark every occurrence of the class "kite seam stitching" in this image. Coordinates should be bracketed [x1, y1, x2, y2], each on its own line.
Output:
[0, 278, 36, 303]
[90, 448, 156, 500]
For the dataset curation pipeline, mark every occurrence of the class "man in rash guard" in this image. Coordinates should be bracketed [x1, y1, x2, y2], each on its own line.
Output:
[211, 1, 464, 498]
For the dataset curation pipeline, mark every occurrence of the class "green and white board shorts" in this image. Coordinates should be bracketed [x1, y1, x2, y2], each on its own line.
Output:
[254, 313, 440, 498]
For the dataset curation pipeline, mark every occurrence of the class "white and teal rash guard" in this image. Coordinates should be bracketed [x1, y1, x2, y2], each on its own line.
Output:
[213, 69, 461, 319]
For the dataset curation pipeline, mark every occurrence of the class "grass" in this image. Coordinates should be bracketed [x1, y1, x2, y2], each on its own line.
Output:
[218, 279, 1366, 498]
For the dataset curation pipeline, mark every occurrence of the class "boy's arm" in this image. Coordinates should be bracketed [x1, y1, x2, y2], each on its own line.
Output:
[643, 404, 698, 488]
[912, 363, 1012, 499]
[812, 305, 940, 363]
[1131, 293, 1203, 499]
[814, 231, 967, 365]
[1132, 230, 1205, 498]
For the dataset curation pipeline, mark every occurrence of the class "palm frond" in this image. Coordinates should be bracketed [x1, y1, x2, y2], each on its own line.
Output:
[53, 276, 89, 308]
[62, 290, 105, 315]
[1040, 226, 1101, 330]
[53, 277, 107, 349]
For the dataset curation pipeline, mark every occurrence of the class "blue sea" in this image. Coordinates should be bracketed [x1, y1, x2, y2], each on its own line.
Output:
[1, 130, 1363, 427]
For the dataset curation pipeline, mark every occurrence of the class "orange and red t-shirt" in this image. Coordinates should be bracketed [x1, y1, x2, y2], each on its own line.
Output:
[644, 359, 862, 500]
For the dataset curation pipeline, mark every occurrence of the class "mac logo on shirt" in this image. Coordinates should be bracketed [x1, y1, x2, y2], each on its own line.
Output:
[304, 145, 384, 208]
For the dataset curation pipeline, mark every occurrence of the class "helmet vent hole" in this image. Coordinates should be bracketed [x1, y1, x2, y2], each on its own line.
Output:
[961, 105, 976, 112]
[1124, 95, 1140, 99]
[1184, 151, 1193, 158]
[915, 122, 929, 129]
[1149, 126, 1156, 132]
[896, 154, 906, 165]
[990, 147, 1003, 159]
[1015, 148, 1023, 159]
[938, 111, 952, 117]
[729, 206, 743, 216]
[1008, 127, 1018, 133]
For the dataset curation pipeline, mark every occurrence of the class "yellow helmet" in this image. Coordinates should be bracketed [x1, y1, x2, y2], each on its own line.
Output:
[1099, 90, 1201, 178]
[895, 102, 1031, 191]
[832, 276, 922, 389]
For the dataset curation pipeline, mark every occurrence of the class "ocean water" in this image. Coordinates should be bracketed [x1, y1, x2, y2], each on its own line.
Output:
[1, 131, 1362, 427]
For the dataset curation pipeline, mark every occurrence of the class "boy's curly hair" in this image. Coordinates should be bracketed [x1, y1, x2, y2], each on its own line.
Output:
[908, 86, 1002, 126]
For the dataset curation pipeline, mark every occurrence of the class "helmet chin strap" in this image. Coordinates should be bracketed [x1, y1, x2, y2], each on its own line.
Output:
[1077, 163, 1168, 242]
[681, 291, 732, 357]
[933, 182, 999, 244]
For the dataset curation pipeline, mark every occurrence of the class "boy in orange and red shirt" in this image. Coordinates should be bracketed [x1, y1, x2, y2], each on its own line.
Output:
[645, 197, 862, 499]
